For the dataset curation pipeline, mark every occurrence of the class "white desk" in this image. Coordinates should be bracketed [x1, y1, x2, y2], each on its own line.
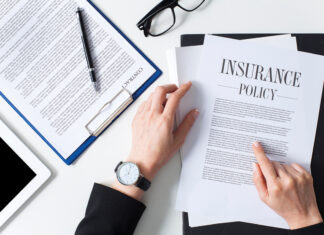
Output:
[1, 0, 324, 234]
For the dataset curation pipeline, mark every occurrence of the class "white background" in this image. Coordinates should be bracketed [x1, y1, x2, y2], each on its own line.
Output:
[1, 0, 324, 234]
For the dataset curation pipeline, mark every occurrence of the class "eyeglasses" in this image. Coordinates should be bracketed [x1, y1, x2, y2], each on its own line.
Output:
[137, 0, 205, 37]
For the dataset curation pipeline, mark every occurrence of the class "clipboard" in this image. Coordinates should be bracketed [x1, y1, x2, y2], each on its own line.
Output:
[0, 0, 162, 165]
[181, 33, 324, 235]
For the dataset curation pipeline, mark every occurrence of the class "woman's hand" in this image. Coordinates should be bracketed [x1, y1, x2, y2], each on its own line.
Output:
[252, 142, 323, 229]
[127, 82, 199, 180]
[112, 82, 198, 199]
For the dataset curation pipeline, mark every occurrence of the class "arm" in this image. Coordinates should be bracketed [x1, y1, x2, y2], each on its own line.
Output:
[75, 183, 146, 235]
[111, 82, 198, 201]
[75, 82, 198, 235]
[252, 142, 323, 232]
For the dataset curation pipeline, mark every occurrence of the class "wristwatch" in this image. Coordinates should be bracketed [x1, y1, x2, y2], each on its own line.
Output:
[114, 161, 151, 191]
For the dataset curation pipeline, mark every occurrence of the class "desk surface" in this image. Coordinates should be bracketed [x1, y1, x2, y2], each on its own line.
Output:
[1, 0, 324, 234]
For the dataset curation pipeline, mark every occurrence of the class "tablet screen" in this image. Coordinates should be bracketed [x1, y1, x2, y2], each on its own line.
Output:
[0, 138, 36, 212]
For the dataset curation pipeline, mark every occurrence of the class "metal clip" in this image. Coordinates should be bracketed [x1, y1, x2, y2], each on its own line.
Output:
[85, 88, 133, 136]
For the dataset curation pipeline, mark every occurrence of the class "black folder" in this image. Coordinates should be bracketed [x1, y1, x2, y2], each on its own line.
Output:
[181, 34, 324, 235]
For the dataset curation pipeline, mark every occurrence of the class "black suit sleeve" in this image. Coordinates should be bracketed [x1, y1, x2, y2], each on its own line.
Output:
[76, 183, 324, 235]
[183, 212, 324, 235]
[288, 223, 324, 235]
[75, 183, 146, 235]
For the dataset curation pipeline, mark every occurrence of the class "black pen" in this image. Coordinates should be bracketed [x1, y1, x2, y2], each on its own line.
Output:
[76, 8, 98, 92]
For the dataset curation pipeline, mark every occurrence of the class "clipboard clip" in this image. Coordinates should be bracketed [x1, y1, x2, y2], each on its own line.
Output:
[85, 87, 133, 137]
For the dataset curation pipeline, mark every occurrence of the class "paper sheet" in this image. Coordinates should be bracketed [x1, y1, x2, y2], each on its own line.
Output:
[188, 36, 324, 228]
[0, 0, 155, 158]
[168, 34, 297, 213]
[168, 35, 324, 228]
[168, 35, 298, 227]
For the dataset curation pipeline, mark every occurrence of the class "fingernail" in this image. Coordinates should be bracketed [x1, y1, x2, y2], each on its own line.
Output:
[252, 162, 257, 173]
[253, 141, 260, 147]
[193, 109, 199, 119]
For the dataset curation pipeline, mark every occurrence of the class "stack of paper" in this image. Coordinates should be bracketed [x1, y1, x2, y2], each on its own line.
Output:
[167, 35, 324, 228]
[0, 0, 158, 164]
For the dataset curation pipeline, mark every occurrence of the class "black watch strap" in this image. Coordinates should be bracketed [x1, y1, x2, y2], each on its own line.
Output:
[136, 176, 151, 191]
[114, 161, 123, 173]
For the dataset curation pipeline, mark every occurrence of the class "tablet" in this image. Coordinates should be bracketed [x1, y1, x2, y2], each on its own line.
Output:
[0, 120, 51, 227]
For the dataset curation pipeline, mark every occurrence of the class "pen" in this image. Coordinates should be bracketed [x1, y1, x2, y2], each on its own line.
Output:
[76, 7, 99, 92]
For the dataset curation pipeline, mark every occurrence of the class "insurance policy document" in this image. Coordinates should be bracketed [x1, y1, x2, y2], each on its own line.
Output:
[0, 0, 156, 159]
[167, 35, 302, 227]
[177, 36, 324, 228]
[170, 34, 297, 211]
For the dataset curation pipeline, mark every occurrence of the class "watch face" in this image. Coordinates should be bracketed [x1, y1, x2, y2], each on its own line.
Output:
[117, 162, 140, 185]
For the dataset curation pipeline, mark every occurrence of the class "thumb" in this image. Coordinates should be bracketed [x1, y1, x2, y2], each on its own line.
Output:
[174, 109, 199, 148]
[253, 162, 268, 202]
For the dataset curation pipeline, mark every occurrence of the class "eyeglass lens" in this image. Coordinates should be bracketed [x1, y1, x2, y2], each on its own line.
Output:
[177, 0, 205, 11]
[150, 8, 175, 36]
[148, 0, 204, 36]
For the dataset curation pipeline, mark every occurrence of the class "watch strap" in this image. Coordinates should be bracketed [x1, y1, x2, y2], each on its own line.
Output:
[136, 176, 151, 191]
[114, 161, 123, 173]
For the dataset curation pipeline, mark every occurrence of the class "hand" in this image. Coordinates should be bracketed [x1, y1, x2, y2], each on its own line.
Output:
[127, 82, 198, 180]
[112, 82, 198, 199]
[252, 142, 323, 229]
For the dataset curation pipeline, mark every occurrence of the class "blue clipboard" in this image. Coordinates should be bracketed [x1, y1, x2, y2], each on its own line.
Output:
[0, 0, 162, 165]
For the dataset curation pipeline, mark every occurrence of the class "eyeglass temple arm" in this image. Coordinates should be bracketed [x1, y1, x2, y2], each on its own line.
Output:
[136, 0, 175, 28]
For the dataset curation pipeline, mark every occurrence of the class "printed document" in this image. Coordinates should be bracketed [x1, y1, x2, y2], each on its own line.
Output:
[0, 0, 155, 158]
[171, 36, 324, 228]
[167, 35, 300, 227]
[169, 34, 297, 212]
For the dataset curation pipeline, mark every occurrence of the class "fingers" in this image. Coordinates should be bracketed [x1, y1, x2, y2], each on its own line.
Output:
[152, 84, 178, 112]
[282, 164, 299, 176]
[136, 101, 146, 115]
[252, 142, 277, 181]
[174, 109, 199, 148]
[291, 163, 308, 174]
[144, 93, 154, 112]
[253, 163, 268, 201]
[164, 82, 192, 118]
[273, 162, 287, 178]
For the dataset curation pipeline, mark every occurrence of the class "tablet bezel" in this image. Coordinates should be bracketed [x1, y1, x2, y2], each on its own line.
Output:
[0, 120, 51, 227]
